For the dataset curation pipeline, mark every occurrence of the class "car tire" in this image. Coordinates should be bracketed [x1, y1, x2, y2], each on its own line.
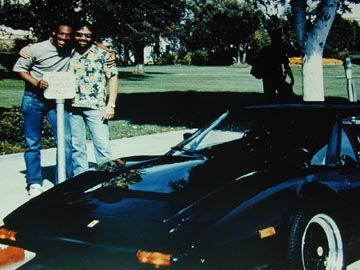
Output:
[287, 208, 345, 270]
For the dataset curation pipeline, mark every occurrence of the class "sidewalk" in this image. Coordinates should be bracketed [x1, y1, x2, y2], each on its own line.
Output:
[0, 129, 191, 225]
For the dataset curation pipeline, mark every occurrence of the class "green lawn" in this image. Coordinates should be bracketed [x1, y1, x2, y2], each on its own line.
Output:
[1, 64, 359, 154]
[1, 64, 358, 108]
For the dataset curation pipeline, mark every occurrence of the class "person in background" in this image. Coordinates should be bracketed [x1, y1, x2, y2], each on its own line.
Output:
[259, 29, 295, 101]
[13, 21, 74, 198]
[69, 20, 118, 176]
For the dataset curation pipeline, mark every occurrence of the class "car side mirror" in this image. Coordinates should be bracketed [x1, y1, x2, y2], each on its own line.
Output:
[183, 132, 192, 140]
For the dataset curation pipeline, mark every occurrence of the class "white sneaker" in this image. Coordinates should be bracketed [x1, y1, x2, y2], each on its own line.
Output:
[28, 183, 44, 199]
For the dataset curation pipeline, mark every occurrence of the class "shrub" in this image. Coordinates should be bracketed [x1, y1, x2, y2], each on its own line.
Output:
[176, 52, 192, 65]
[0, 63, 8, 79]
[0, 107, 24, 143]
[0, 107, 55, 154]
[155, 52, 177, 65]
[191, 50, 208, 66]
[288, 57, 343, 65]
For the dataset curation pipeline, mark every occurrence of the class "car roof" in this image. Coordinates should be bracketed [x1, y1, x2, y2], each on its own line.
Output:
[245, 102, 360, 111]
[241, 103, 360, 119]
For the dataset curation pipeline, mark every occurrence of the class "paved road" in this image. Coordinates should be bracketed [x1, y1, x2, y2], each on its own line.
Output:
[0, 130, 359, 269]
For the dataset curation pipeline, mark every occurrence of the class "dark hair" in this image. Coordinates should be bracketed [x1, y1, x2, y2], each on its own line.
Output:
[73, 20, 94, 34]
[53, 19, 74, 33]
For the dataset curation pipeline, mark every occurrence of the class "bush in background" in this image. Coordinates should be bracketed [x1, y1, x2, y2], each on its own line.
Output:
[0, 107, 54, 154]
[176, 49, 192, 65]
[155, 52, 177, 65]
[191, 50, 208, 66]
[0, 63, 8, 79]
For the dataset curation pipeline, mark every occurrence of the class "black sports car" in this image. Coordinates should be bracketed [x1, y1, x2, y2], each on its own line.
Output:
[1, 104, 360, 270]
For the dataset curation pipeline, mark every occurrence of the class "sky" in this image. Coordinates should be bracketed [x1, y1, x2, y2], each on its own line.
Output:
[343, 3, 360, 20]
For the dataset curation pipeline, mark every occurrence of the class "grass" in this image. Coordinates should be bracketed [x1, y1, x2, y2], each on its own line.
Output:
[1, 64, 359, 154]
[1, 64, 359, 108]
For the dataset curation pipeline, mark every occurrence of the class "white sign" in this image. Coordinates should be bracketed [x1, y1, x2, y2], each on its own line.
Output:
[43, 72, 76, 99]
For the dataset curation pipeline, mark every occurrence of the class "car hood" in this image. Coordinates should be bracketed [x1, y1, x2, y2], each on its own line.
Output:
[3, 155, 207, 249]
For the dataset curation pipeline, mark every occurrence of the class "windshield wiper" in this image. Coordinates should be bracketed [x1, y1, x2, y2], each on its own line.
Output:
[187, 111, 229, 151]
[166, 111, 229, 155]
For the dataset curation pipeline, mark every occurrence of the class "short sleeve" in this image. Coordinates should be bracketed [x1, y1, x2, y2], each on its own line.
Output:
[13, 56, 33, 72]
[103, 53, 118, 78]
[13, 45, 36, 72]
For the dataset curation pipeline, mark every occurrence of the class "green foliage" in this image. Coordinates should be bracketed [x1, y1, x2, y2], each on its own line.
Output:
[0, 1, 32, 30]
[0, 107, 54, 155]
[0, 107, 23, 143]
[180, 0, 261, 64]
[0, 63, 8, 79]
[325, 14, 360, 57]
[155, 52, 177, 65]
[79, 0, 186, 65]
[0, 0, 186, 65]
[176, 52, 192, 65]
[191, 50, 209, 66]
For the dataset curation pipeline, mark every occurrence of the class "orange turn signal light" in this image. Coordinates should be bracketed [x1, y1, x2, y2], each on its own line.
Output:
[0, 228, 17, 242]
[136, 250, 172, 268]
[258, 226, 276, 239]
[0, 246, 25, 267]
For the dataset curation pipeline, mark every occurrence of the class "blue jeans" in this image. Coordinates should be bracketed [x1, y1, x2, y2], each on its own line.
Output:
[21, 90, 73, 186]
[70, 107, 111, 176]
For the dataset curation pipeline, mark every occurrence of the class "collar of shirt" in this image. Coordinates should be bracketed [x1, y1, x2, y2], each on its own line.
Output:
[74, 44, 98, 58]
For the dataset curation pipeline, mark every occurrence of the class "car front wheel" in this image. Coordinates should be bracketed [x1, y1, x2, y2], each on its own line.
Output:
[288, 210, 345, 270]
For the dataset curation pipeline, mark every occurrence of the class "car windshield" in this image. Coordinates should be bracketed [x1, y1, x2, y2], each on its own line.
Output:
[177, 111, 252, 151]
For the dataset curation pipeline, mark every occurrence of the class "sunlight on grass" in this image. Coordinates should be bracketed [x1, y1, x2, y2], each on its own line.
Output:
[0, 64, 358, 154]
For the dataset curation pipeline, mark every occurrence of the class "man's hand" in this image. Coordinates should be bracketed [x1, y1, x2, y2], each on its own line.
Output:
[102, 105, 115, 121]
[37, 79, 49, 90]
[106, 51, 117, 67]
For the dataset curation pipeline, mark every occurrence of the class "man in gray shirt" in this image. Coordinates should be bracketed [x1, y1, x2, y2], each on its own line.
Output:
[13, 22, 74, 198]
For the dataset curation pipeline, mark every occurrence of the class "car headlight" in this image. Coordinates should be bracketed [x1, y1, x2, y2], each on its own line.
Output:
[136, 250, 172, 268]
[0, 243, 36, 269]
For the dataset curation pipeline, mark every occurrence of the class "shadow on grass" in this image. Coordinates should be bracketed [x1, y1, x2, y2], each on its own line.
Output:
[113, 91, 350, 128]
[0, 91, 352, 129]
[118, 71, 172, 81]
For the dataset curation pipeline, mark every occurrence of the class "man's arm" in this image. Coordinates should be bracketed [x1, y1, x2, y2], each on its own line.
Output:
[95, 42, 117, 67]
[14, 49, 49, 91]
[284, 63, 295, 85]
[102, 74, 118, 120]
[17, 72, 48, 90]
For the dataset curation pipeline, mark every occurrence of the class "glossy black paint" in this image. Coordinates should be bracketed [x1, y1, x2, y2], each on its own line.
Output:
[2, 104, 360, 270]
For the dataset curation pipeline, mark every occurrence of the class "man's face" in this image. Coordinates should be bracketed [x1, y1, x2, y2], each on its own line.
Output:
[74, 26, 93, 50]
[53, 25, 73, 49]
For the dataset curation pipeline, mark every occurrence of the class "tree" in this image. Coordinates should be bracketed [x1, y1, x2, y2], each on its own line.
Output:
[0, 0, 33, 30]
[77, 0, 185, 74]
[0, 0, 185, 74]
[325, 14, 360, 56]
[254, 0, 360, 101]
[180, 0, 261, 65]
[0, 0, 80, 40]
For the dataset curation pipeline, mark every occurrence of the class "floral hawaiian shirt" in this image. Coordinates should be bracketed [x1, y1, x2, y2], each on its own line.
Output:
[69, 45, 118, 109]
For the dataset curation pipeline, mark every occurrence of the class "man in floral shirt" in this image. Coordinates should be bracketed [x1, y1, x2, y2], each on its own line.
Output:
[69, 20, 118, 176]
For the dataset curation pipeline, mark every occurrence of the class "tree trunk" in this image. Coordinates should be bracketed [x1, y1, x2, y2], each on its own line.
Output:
[302, 53, 324, 101]
[133, 44, 145, 75]
[292, 0, 340, 101]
